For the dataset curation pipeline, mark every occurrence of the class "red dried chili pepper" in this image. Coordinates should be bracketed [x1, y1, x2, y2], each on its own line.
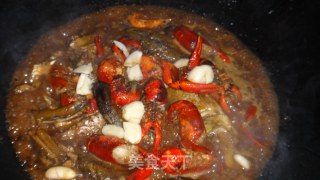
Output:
[48, 76, 68, 91]
[245, 105, 257, 122]
[86, 98, 98, 114]
[95, 35, 103, 55]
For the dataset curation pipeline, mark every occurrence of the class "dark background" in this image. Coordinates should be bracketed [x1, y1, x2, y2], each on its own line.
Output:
[1, 0, 319, 179]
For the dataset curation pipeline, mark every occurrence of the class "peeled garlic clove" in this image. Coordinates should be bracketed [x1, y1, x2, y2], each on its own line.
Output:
[122, 101, 145, 124]
[73, 63, 93, 74]
[124, 50, 143, 67]
[102, 124, 125, 139]
[234, 154, 251, 170]
[45, 166, 77, 179]
[76, 74, 93, 95]
[112, 144, 138, 164]
[31, 61, 55, 80]
[127, 64, 143, 81]
[187, 65, 214, 84]
[174, 58, 189, 68]
[123, 122, 142, 144]
[113, 40, 129, 57]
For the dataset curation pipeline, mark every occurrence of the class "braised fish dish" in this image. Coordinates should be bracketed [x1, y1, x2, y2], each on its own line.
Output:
[6, 5, 279, 179]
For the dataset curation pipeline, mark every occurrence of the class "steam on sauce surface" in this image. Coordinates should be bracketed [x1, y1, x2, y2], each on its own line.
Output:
[6, 5, 278, 180]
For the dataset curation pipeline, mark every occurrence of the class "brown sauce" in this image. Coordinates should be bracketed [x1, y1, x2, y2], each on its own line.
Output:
[6, 5, 279, 180]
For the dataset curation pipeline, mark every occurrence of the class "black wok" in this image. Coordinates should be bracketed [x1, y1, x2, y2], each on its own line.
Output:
[0, 0, 318, 179]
